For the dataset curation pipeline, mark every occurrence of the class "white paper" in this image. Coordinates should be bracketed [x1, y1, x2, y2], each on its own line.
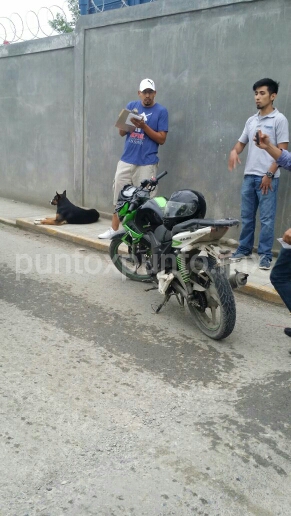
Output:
[125, 112, 143, 125]
[277, 238, 291, 249]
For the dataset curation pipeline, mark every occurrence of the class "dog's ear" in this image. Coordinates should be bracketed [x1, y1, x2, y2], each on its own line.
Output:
[63, 190, 66, 197]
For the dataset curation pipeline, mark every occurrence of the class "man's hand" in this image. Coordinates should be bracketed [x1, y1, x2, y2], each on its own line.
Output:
[254, 130, 287, 161]
[259, 175, 273, 194]
[283, 228, 291, 245]
[254, 130, 270, 149]
[228, 149, 241, 171]
[130, 117, 145, 130]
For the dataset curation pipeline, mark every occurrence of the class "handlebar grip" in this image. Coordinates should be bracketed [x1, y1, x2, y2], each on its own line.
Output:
[140, 171, 167, 188]
[156, 170, 168, 181]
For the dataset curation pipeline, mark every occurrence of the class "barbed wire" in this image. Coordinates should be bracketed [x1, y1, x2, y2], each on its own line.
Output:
[0, 5, 72, 44]
[0, 1, 156, 44]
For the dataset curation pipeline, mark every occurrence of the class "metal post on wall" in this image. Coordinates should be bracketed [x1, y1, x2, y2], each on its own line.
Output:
[79, 0, 89, 15]
[79, 0, 146, 13]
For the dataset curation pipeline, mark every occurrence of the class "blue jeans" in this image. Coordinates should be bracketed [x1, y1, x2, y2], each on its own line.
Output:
[237, 175, 279, 260]
[270, 248, 291, 312]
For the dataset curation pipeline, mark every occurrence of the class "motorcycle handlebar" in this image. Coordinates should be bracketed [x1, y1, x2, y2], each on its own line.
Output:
[141, 170, 168, 188]
[155, 170, 168, 181]
[129, 171, 168, 210]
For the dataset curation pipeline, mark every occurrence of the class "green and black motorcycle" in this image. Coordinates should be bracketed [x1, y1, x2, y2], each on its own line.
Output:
[109, 171, 247, 340]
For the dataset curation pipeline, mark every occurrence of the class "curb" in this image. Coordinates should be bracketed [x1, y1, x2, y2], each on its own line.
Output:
[1, 216, 283, 306]
[15, 218, 110, 253]
[0, 218, 17, 227]
[237, 282, 283, 305]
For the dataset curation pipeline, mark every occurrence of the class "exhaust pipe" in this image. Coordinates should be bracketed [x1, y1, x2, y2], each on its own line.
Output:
[229, 269, 249, 289]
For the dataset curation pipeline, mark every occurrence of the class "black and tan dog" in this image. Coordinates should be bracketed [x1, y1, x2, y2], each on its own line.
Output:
[34, 191, 99, 226]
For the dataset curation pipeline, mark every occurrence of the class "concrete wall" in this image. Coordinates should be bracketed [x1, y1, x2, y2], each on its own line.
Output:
[0, 35, 75, 204]
[0, 0, 291, 247]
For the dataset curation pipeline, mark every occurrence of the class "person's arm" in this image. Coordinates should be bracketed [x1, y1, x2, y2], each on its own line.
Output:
[119, 129, 128, 137]
[130, 117, 167, 145]
[276, 148, 291, 171]
[259, 141, 288, 193]
[228, 141, 247, 171]
[283, 228, 291, 245]
[255, 131, 291, 171]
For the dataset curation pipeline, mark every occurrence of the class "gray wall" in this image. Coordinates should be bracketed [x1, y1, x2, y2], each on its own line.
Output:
[0, 0, 291, 247]
[0, 35, 75, 204]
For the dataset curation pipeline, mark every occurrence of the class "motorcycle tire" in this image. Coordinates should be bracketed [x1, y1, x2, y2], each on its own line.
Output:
[109, 234, 152, 282]
[187, 257, 236, 340]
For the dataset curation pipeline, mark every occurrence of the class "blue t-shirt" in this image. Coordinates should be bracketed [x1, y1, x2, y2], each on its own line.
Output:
[120, 101, 168, 165]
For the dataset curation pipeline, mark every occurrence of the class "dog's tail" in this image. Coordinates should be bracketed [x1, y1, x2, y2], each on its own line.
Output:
[86, 209, 99, 223]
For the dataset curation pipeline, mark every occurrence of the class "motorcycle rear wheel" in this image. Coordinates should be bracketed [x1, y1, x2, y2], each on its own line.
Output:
[187, 258, 236, 340]
[109, 235, 152, 282]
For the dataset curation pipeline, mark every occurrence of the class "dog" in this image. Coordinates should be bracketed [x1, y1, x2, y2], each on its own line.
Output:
[34, 191, 100, 226]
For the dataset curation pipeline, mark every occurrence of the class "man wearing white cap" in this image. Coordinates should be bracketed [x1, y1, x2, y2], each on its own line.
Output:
[98, 78, 168, 239]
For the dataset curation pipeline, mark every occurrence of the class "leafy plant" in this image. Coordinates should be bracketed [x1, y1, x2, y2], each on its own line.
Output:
[49, 0, 80, 34]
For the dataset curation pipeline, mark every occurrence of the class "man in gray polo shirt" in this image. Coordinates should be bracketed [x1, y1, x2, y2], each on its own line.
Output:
[228, 78, 289, 270]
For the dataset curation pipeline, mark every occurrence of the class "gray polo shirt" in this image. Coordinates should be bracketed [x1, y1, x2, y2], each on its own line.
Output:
[238, 108, 289, 177]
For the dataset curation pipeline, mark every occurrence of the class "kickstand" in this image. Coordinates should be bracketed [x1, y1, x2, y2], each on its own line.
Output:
[151, 294, 171, 314]
[175, 293, 185, 307]
[144, 286, 158, 292]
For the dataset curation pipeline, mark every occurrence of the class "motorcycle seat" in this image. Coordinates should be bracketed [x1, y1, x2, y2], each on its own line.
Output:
[171, 218, 239, 236]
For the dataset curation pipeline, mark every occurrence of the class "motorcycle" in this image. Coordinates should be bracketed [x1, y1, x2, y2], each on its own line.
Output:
[109, 171, 248, 340]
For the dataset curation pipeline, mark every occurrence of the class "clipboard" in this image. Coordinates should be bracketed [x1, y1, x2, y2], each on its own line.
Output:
[115, 109, 143, 132]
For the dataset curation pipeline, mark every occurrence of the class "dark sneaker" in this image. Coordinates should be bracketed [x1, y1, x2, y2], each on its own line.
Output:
[284, 328, 291, 337]
[259, 257, 271, 270]
[230, 250, 252, 262]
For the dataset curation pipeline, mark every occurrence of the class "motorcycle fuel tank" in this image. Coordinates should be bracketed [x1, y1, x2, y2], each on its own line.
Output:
[134, 197, 167, 232]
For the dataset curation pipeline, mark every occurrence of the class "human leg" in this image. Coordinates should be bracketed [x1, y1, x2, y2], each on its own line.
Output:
[270, 247, 291, 312]
[113, 161, 136, 205]
[98, 161, 134, 238]
[235, 175, 258, 255]
[111, 163, 158, 231]
[256, 177, 278, 263]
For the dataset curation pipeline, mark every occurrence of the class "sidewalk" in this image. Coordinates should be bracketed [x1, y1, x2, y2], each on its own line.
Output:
[0, 196, 283, 306]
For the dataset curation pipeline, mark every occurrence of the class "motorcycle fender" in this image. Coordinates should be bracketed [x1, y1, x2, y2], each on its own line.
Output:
[172, 271, 206, 295]
[192, 281, 206, 292]
[111, 230, 128, 241]
[111, 230, 135, 248]
[111, 230, 151, 248]
[195, 246, 220, 262]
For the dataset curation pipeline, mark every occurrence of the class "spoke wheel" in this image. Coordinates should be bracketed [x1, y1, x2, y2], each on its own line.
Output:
[109, 235, 152, 282]
[187, 257, 236, 340]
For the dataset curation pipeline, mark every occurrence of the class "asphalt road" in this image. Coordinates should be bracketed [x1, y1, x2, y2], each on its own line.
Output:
[0, 223, 291, 516]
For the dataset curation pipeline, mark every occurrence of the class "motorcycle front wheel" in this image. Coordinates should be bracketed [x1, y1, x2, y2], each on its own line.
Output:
[109, 235, 152, 282]
[187, 257, 236, 340]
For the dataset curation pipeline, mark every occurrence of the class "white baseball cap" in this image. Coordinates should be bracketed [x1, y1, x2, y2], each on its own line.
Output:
[139, 78, 156, 92]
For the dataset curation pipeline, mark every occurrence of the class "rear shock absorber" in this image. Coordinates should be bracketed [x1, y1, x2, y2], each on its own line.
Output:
[177, 255, 192, 295]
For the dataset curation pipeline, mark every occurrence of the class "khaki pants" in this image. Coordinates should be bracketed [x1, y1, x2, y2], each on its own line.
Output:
[113, 160, 158, 205]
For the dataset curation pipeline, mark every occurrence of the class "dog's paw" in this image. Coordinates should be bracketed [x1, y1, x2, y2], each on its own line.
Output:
[34, 219, 42, 225]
